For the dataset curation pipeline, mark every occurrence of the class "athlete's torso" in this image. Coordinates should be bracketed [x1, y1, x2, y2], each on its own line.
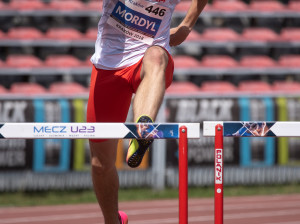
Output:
[91, 0, 180, 70]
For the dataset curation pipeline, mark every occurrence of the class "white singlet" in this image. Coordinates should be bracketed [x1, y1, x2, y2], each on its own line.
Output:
[91, 0, 180, 70]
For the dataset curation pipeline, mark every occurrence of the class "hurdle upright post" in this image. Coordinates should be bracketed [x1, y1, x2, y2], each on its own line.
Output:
[179, 126, 188, 224]
[215, 124, 224, 224]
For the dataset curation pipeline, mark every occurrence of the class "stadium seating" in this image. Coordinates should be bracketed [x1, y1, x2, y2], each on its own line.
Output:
[0, 1, 8, 10]
[45, 28, 83, 40]
[239, 55, 277, 68]
[238, 80, 273, 93]
[211, 0, 248, 11]
[200, 28, 240, 41]
[166, 81, 200, 94]
[85, 28, 98, 40]
[0, 85, 8, 94]
[241, 28, 279, 41]
[0, 30, 4, 39]
[272, 81, 300, 93]
[10, 82, 47, 95]
[45, 55, 83, 68]
[200, 81, 237, 93]
[249, 0, 286, 12]
[49, 0, 85, 11]
[7, 27, 44, 39]
[0, 0, 299, 96]
[5, 55, 43, 68]
[86, 0, 103, 11]
[201, 55, 238, 68]
[278, 55, 300, 68]
[280, 28, 300, 41]
[174, 1, 193, 12]
[9, 0, 46, 10]
[173, 56, 201, 69]
[185, 30, 202, 42]
[288, 1, 300, 11]
[49, 82, 88, 95]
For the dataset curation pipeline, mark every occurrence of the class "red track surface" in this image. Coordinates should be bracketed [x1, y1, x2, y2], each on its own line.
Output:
[0, 194, 300, 224]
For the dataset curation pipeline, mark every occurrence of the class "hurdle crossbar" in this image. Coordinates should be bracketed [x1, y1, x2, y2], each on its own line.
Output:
[204, 121, 300, 224]
[0, 122, 200, 139]
[203, 121, 300, 137]
[0, 122, 199, 224]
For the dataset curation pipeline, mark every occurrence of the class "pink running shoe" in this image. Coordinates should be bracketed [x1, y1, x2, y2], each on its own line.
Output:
[118, 211, 128, 224]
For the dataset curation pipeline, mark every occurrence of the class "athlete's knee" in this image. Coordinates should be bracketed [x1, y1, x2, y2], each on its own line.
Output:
[91, 155, 116, 175]
[143, 46, 169, 69]
[89, 140, 117, 175]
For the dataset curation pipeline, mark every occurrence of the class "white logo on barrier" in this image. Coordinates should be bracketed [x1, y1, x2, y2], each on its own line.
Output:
[215, 148, 223, 184]
[33, 125, 96, 136]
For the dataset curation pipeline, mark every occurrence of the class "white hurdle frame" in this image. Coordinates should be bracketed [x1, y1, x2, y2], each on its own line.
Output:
[204, 121, 300, 137]
[203, 121, 300, 224]
[0, 122, 200, 224]
[0, 122, 200, 139]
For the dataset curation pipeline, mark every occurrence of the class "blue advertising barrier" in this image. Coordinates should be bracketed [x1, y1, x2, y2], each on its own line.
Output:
[33, 99, 71, 172]
[239, 97, 275, 167]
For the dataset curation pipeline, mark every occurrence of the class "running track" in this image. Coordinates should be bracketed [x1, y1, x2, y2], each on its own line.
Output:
[0, 194, 300, 224]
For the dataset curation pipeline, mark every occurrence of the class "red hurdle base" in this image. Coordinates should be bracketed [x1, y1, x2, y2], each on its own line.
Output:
[215, 124, 224, 224]
[179, 126, 188, 224]
[178, 124, 224, 224]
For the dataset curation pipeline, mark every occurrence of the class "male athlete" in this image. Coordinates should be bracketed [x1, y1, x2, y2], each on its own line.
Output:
[86, 0, 207, 223]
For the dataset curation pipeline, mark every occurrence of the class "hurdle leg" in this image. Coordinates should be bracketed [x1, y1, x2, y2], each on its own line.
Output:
[179, 126, 188, 224]
[215, 124, 224, 224]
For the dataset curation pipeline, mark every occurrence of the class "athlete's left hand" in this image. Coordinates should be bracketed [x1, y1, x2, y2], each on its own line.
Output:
[169, 26, 191, 46]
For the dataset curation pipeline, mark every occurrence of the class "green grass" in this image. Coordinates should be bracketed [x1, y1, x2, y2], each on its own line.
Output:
[1, 184, 300, 207]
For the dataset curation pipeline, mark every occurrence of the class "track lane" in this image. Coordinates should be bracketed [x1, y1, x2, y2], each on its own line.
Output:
[0, 194, 300, 224]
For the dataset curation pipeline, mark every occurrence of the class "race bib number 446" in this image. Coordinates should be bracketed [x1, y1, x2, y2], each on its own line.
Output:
[107, 0, 168, 45]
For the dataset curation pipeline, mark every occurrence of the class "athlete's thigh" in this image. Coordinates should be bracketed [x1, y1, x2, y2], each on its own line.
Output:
[131, 46, 174, 92]
[87, 66, 133, 123]
[87, 66, 133, 142]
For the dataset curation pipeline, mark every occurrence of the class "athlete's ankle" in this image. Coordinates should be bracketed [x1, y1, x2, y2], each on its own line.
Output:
[136, 114, 153, 123]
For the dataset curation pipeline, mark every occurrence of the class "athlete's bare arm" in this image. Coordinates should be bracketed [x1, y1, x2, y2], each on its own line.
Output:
[170, 0, 208, 46]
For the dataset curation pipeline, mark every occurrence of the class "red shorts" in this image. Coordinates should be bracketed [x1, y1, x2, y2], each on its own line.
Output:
[87, 50, 174, 141]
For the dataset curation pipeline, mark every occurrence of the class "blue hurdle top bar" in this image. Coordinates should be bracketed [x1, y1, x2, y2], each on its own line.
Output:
[0, 123, 200, 139]
[203, 121, 300, 137]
